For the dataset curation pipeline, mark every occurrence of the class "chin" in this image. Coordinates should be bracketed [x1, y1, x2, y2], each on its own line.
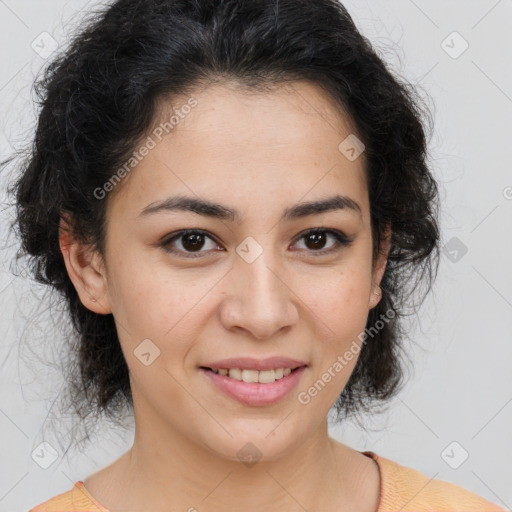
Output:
[199, 424, 305, 465]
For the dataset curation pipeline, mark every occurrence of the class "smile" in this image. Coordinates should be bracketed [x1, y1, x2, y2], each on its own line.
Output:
[206, 367, 297, 383]
[200, 366, 307, 406]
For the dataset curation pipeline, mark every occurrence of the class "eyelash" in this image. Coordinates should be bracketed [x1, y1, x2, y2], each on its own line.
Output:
[160, 228, 353, 259]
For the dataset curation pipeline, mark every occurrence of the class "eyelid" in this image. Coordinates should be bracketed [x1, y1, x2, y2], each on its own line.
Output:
[160, 228, 353, 258]
[291, 228, 353, 256]
[161, 229, 223, 258]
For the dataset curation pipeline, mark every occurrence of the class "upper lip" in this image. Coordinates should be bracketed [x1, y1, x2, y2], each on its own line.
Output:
[200, 357, 307, 371]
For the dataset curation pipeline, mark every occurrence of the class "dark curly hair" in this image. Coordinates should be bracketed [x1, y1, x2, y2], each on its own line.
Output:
[4, 0, 440, 451]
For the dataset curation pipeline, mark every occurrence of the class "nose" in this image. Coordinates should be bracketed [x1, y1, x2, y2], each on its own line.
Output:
[218, 248, 299, 340]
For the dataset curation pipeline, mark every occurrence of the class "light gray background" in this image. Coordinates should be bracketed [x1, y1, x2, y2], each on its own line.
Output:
[0, 0, 511, 510]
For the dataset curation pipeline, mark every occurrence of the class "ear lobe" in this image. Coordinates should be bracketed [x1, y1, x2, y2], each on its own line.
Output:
[369, 224, 392, 309]
[59, 212, 112, 315]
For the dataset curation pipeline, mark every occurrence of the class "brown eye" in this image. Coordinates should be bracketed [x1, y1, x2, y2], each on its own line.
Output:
[181, 232, 206, 251]
[161, 228, 353, 259]
[292, 229, 353, 256]
[304, 231, 329, 250]
[161, 230, 222, 258]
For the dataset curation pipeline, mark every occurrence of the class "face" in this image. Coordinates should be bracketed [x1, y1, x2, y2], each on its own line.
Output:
[61, 80, 390, 463]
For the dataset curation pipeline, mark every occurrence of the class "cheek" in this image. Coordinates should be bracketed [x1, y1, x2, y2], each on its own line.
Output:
[105, 243, 179, 324]
[107, 258, 214, 367]
[300, 264, 372, 328]
[303, 271, 372, 380]
[326, 287, 371, 356]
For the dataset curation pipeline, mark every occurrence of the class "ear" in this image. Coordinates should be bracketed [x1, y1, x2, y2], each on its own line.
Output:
[368, 223, 391, 310]
[58, 212, 112, 315]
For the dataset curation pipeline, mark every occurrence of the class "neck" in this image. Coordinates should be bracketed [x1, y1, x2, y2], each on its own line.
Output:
[104, 419, 359, 512]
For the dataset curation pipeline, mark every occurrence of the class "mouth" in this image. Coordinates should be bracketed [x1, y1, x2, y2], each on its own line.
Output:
[199, 365, 305, 384]
[199, 364, 308, 406]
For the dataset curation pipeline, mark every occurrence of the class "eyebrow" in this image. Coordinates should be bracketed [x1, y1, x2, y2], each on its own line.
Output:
[138, 194, 362, 222]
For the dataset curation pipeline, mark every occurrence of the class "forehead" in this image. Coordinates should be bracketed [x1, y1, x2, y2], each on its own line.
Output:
[107, 80, 369, 221]
[154, 79, 362, 157]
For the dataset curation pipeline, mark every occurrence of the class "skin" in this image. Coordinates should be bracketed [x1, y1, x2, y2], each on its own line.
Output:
[59, 80, 391, 512]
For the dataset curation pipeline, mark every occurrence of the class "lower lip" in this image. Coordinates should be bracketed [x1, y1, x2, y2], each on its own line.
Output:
[200, 366, 307, 406]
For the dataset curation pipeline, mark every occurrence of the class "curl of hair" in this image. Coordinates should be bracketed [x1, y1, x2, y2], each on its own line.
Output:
[6, 0, 440, 448]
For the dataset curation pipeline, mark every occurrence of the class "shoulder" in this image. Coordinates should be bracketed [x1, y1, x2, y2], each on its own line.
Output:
[362, 451, 506, 512]
[29, 481, 110, 512]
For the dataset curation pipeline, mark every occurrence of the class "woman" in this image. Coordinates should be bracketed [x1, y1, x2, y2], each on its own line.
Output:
[7, 0, 504, 510]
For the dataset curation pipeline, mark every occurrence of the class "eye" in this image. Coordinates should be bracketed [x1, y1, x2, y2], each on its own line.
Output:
[291, 228, 353, 256]
[161, 229, 222, 258]
[160, 228, 353, 258]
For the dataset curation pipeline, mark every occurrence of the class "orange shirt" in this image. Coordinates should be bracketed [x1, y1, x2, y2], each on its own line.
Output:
[29, 451, 506, 511]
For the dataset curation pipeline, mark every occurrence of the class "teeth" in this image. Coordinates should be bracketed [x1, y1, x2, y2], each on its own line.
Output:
[256, 369, 275, 383]
[242, 369, 259, 383]
[228, 368, 242, 381]
[210, 367, 297, 383]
